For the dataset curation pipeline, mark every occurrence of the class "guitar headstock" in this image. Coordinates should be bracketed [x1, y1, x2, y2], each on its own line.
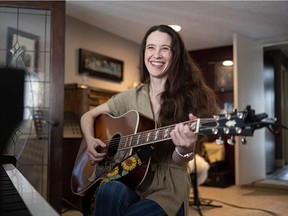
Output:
[198, 105, 274, 143]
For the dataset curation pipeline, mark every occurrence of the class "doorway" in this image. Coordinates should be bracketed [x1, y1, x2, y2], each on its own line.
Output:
[264, 47, 288, 182]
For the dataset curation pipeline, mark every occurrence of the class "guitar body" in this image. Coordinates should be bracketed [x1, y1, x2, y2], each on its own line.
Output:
[71, 110, 156, 196]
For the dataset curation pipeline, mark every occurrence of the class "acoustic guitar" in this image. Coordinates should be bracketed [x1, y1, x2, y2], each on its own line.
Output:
[71, 105, 276, 196]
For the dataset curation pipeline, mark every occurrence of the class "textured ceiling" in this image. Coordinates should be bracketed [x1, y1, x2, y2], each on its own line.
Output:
[66, 1, 288, 57]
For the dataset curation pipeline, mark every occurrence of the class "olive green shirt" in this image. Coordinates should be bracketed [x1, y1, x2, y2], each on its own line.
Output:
[107, 84, 191, 216]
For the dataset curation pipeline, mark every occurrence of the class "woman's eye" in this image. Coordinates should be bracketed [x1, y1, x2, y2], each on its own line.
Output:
[162, 47, 171, 51]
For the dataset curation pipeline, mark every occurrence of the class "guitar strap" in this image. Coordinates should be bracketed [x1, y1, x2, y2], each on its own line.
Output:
[98, 144, 155, 188]
[88, 145, 155, 213]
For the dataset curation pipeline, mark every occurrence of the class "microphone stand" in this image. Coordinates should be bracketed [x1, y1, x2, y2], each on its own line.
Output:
[189, 155, 222, 215]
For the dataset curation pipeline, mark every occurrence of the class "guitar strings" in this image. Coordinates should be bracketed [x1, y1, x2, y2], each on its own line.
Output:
[101, 116, 239, 149]
[99, 115, 242, 150]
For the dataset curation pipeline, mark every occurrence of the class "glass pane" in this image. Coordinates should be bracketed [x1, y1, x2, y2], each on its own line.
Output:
[0, 6, 51, 198]
[0, 7, 17, 50]
[18, 9, 51, 52]
[0, 50, 6, 65]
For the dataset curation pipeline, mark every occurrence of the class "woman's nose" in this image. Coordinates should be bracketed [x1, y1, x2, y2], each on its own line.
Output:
[154, 49, 162, 58]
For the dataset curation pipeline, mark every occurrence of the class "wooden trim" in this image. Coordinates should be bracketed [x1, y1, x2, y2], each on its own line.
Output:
[49, 2, 65, 213]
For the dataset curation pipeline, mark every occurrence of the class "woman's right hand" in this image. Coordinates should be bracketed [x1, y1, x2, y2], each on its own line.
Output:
[86, 137, 107, 164]
[80, 103, 110, 165]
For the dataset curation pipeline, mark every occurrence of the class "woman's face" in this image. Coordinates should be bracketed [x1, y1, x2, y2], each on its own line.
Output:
[144, 31, 173, 78]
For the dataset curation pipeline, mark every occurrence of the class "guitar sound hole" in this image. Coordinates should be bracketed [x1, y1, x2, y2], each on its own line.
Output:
[107, 134, 120, 158]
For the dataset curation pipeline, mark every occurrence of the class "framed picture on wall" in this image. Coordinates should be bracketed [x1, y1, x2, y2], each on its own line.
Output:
[78, 48, 124, 82]
[214, 61, 233, 91]
[6, 27, 40, 74]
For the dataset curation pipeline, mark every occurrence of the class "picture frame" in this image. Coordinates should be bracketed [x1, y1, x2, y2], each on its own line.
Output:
[6, 27, 40, 74]
[79, 48, 124, 82]
[214, 61, 233, 91]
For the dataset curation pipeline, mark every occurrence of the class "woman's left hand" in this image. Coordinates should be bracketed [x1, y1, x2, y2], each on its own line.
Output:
[170, 113, 197, 154]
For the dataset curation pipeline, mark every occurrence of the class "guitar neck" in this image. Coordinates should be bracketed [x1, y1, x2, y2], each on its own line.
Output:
[118, 112, 254, 150]
[118, 119, 200, 150]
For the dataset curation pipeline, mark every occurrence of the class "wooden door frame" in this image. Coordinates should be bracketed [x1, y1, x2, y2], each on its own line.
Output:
[0, 1, 65, 213]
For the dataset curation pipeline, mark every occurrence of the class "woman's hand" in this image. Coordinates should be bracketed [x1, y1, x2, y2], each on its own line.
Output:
[80, 103, 110, 165]
[170, 114, 197, 163]
[86, 137, 107, 165]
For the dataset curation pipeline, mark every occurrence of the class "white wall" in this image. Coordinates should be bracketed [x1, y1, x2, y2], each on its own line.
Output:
[65, 16, 140, 91]
[233, 34, 265, 185]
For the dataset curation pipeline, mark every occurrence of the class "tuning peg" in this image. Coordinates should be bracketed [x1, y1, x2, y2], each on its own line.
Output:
[241, 137, 247, 144]
[227, 136, 235, 145]
[215, 136, 224, 145]
[224, 113, 231, 120]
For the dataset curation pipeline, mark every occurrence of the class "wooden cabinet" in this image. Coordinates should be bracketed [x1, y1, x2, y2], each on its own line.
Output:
[62, 84, 118, 209]
[64, 83, 119, 122]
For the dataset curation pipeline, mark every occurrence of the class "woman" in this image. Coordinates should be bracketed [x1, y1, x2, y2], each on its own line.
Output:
[80, 24, 218, 216]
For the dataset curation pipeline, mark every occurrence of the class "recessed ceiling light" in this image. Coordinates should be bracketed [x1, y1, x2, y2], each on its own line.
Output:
[169, 25, 181, 32]
[222, 60, 233, 66]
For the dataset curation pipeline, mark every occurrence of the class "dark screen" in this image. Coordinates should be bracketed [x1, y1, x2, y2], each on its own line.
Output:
[0, 67, 24, 153]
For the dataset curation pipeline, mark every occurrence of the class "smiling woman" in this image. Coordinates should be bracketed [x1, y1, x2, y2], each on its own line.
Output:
[78, 24, 219, 216]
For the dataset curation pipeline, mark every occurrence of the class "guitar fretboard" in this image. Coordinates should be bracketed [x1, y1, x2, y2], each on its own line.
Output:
[119, 119, 199, 150]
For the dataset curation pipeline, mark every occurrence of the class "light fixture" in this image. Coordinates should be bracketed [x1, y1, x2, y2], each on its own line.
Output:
[222, 60, 233, 66]
[169, 25, 181, 32]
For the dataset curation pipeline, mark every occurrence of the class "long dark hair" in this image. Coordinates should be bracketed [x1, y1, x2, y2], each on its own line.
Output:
[139, 25, 218, 128]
